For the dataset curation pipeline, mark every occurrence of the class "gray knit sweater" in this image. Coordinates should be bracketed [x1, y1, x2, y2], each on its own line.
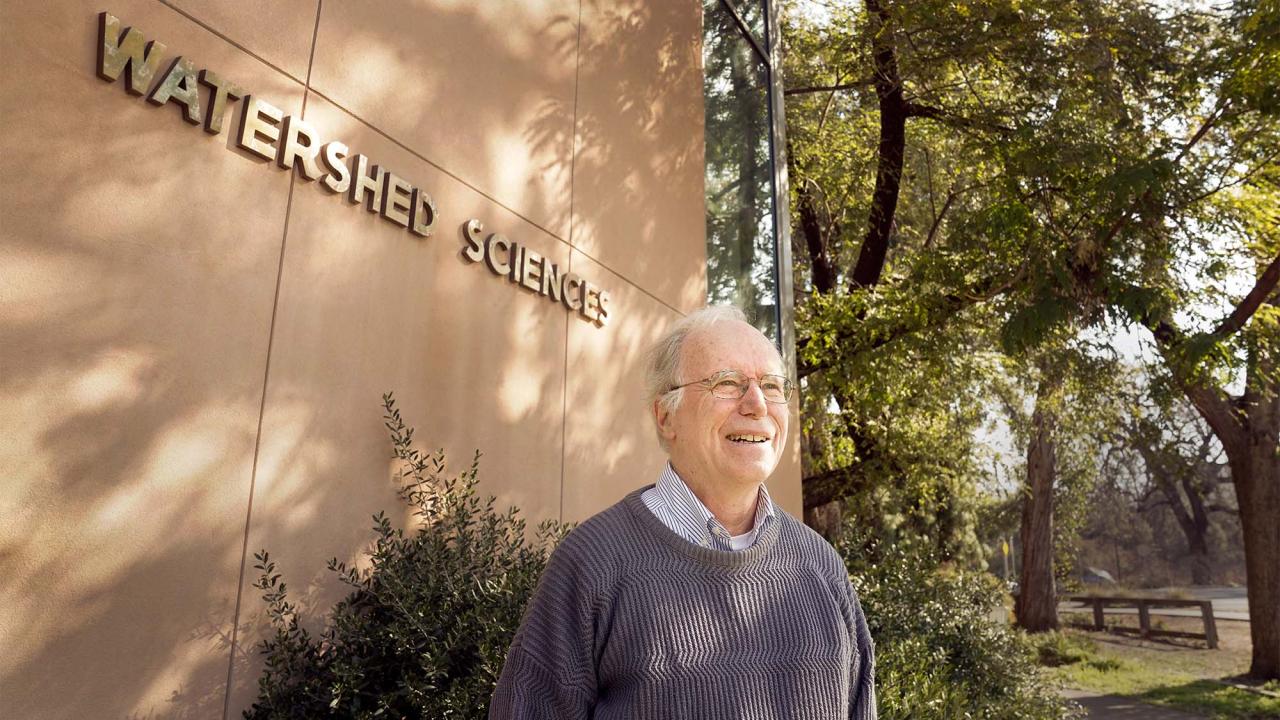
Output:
[489, 487, 876, 719]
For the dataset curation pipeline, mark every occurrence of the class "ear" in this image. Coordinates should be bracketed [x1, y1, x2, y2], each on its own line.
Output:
[653, 398, 678, 443]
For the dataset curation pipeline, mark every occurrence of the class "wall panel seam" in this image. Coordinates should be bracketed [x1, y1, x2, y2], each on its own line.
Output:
[220, 3, 324, 717]
[302, 89, 688, 317]
[154, 0, 307, 85]
[151, 0, 688, 317]
[220, 170, 297, 720]
[560, 0, 584, 522]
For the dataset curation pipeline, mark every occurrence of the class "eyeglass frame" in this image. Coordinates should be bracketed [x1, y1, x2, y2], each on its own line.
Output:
[667, 369, 794, 404]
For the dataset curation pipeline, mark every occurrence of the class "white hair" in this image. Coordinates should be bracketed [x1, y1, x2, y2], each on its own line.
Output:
[643, 305, 749, 450]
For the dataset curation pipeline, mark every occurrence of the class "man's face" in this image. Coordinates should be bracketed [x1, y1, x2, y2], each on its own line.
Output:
[656, 320, 789, 492]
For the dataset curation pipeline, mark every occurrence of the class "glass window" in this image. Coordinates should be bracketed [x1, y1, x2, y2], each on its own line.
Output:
[703, 0, 780, 343]
[726, 0, 767, 47]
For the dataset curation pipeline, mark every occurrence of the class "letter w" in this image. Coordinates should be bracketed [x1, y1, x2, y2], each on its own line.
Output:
[97, 12, 166, 95]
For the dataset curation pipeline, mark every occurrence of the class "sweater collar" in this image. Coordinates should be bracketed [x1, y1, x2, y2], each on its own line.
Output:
[624, 486, 785, 567]
[654, 462, 776, 551]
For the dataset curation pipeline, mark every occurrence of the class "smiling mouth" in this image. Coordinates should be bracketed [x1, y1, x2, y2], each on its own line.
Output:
[726, 433, 769, 444]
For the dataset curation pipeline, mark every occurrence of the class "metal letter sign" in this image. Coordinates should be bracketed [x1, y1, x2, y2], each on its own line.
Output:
[94, 11, 611, 326]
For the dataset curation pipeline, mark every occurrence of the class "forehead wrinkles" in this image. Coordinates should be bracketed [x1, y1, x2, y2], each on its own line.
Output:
[680, 322, 783, 379]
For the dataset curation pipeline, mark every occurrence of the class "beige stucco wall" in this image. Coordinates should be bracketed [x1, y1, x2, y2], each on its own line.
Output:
[0, 1, 802, 717]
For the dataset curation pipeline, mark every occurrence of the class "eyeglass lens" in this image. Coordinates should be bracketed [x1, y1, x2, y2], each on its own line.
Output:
[707, 371, 791, 403]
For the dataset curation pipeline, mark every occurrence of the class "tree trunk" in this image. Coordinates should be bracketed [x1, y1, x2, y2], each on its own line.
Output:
[1016, 399, 1059, 633]
[1238, 434, 1280, 679]
[1236, 327, 1279, 679]
[804, 499, 844, 543]
[1243, 322, 1280, 680]
[1186, 530, 1213, 587]
[853, 0, 908, 291]
[1180, 317, 1280, 679]
[1182, 475, 1214, 586]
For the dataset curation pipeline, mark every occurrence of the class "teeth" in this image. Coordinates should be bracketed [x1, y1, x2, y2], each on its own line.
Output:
[728, 434, 768, 443]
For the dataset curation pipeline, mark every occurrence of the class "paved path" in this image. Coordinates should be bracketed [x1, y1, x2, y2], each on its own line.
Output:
[1062, 689, 1207, 719]
[1155, 586, 1249, 617]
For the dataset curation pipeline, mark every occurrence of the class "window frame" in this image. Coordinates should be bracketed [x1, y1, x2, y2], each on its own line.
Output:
[709, 0, 796, 376]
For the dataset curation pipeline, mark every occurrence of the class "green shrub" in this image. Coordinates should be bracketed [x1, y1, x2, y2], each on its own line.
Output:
[1034, 631, 1094, 667]
[841, 533, 1081, 720]
[1087, 657, 1123, 672]
[243, 394, 561, 719]
[244, 394, 1079, 718]
[1031, 633, 1126, 675]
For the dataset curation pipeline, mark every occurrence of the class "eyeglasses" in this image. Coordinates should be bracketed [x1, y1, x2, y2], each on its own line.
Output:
[669, 369, 794, 404]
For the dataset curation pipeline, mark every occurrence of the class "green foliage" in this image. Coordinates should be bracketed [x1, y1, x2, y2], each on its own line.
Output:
[243, 394, 561, 720]
[842, 531, 1080, 720]
[783, 0, 1277, 551]
[801, 299, 993, 564]
[1225, 0, 1280, 115]
[1032, 631, 1103, 669]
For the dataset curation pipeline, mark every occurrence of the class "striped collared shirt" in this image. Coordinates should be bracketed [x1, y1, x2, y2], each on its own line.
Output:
[641, 463, 776, 551]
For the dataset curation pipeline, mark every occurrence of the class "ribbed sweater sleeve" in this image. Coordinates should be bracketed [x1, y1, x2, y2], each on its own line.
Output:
[489, 529, 602, 720]
[489, 490, 878, 719]
[846, 579, 877, 719]
[808, 529, 877, 720]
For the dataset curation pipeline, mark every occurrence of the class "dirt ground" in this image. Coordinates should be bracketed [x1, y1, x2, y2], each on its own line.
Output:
[1060, 610, 1256, 681]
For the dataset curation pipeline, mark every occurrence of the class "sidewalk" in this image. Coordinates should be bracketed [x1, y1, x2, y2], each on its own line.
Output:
[1062, 689, 1206, 719]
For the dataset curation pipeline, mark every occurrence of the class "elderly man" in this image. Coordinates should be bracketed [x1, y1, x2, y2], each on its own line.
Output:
[490, 306, 876, 719]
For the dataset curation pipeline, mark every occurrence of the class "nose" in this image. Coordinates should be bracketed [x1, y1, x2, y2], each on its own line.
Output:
[737, 379, 768, 417]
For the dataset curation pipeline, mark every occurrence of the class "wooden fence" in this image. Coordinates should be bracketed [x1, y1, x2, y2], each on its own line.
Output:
[1063, 594, 1219, 649]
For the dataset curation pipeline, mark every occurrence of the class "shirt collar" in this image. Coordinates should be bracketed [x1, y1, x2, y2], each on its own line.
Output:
[656, 462, 775, 550]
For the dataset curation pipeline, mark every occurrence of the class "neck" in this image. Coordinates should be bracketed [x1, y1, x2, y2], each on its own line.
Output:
[672, 464, 760, 535]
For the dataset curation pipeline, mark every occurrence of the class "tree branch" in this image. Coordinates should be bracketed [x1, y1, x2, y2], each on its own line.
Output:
[1211, 252, 1280, 338]
[851, 0, 908, 291]
[924, 189, 957, 249]
[1173, 101, 1231, 166]
[796, 175, 839, 294]
[802, 462, 869, 509]
[1133, 254, 1279, 450]
[798, 271, 1017, 378]
[784, 79, 874, 96]
[904, 101, 1013, 133]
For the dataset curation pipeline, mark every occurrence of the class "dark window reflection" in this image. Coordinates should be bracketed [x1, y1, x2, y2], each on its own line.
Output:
[703, 0, 779, 342]
[724, 0, 766, 48]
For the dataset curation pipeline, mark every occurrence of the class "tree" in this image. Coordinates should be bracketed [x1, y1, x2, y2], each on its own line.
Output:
[1124, 401, 1237, 586]
[782, 0, 1279, 677]
[1080, 388, 1247, 588]
[1123, 0, 1280, 672]
[987, 341, 1119, 632]
[1138, 276, 1278, 676]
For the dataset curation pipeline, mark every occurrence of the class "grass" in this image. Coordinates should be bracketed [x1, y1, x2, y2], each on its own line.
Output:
[1036, 617, 1280, 719]
[1073, 586, 1194, 601]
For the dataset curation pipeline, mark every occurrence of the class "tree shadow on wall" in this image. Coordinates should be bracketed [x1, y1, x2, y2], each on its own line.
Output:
[529, 0, 708, 311]
[0, 2, 308, 716]
[524, 0, 708, 521]
[1, 1, 703, 718]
